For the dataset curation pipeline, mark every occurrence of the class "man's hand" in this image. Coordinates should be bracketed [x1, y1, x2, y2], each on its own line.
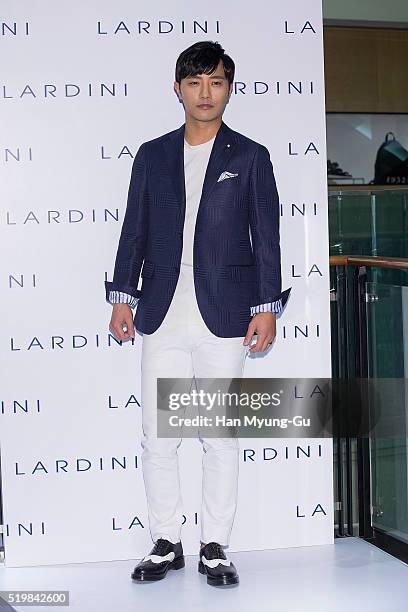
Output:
[243, 312, 277, 353]
[109, 303, 135, 340]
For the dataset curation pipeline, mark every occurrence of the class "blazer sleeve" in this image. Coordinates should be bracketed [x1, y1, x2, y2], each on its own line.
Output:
[248, 144, 292, 315]
[104, 142, 148, 303]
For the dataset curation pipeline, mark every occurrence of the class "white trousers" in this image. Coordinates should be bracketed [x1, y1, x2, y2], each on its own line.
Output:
[140, 263, 248, 546]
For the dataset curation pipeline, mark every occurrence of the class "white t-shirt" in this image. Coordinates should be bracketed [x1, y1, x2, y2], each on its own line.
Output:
[181, 134, 216, 266]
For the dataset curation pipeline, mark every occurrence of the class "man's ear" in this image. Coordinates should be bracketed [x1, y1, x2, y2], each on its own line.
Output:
[173, 82, 182, 101]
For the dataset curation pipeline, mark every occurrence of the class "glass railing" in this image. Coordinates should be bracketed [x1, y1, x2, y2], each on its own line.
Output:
[365, 282, 408, 545]
[329, 187, 408, 259]
[330, 255, 408, 563]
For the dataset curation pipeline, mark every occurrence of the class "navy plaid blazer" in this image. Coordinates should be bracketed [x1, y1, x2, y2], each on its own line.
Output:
[105, 120, 291, 337]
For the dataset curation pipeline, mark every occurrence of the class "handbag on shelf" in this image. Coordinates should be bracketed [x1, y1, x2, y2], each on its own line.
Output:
[373, 131, 408, 185]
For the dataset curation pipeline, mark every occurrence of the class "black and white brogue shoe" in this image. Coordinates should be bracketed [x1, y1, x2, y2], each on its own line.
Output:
[131, 538, 185, 582]
[198, 542, 239, 586]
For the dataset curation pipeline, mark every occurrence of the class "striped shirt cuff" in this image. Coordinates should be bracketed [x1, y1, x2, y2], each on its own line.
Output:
[250, 299, 282, 317]
[250, 288, 292, 317]
[108, 290, 139, 309]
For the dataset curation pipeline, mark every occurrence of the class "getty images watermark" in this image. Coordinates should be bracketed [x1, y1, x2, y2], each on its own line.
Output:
[156, 377, 404, 438]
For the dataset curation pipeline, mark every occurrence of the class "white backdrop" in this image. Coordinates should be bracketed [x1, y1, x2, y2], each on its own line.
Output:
[1, 0, 332, 566]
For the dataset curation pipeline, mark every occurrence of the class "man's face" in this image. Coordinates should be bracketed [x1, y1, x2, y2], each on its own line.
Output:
[174, 59, 233, 123]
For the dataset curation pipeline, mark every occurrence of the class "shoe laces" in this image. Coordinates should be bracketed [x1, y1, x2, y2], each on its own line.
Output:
[151, 538, 172, 556]
[205, 542, 226, 560]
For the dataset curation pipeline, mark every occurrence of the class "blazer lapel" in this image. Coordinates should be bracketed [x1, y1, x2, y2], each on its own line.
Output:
[162, 123, 185, 208]
[162, 120, 238, 210]
[199, 121, 237, 207]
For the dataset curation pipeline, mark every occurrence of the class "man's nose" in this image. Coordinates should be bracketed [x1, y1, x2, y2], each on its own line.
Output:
[200, 84, 211, 99]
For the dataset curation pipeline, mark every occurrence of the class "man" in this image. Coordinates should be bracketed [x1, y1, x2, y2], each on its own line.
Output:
[105, 40, 291, 587]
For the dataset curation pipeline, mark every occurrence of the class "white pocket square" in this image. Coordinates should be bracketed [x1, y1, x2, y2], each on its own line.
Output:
[217, 171, 239, 182]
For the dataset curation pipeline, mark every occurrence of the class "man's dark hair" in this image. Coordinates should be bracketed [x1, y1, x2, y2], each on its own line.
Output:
[175, 40, 235, 86]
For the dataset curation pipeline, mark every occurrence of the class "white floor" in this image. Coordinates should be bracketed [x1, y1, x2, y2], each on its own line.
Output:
[0, 537, 407, 612]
